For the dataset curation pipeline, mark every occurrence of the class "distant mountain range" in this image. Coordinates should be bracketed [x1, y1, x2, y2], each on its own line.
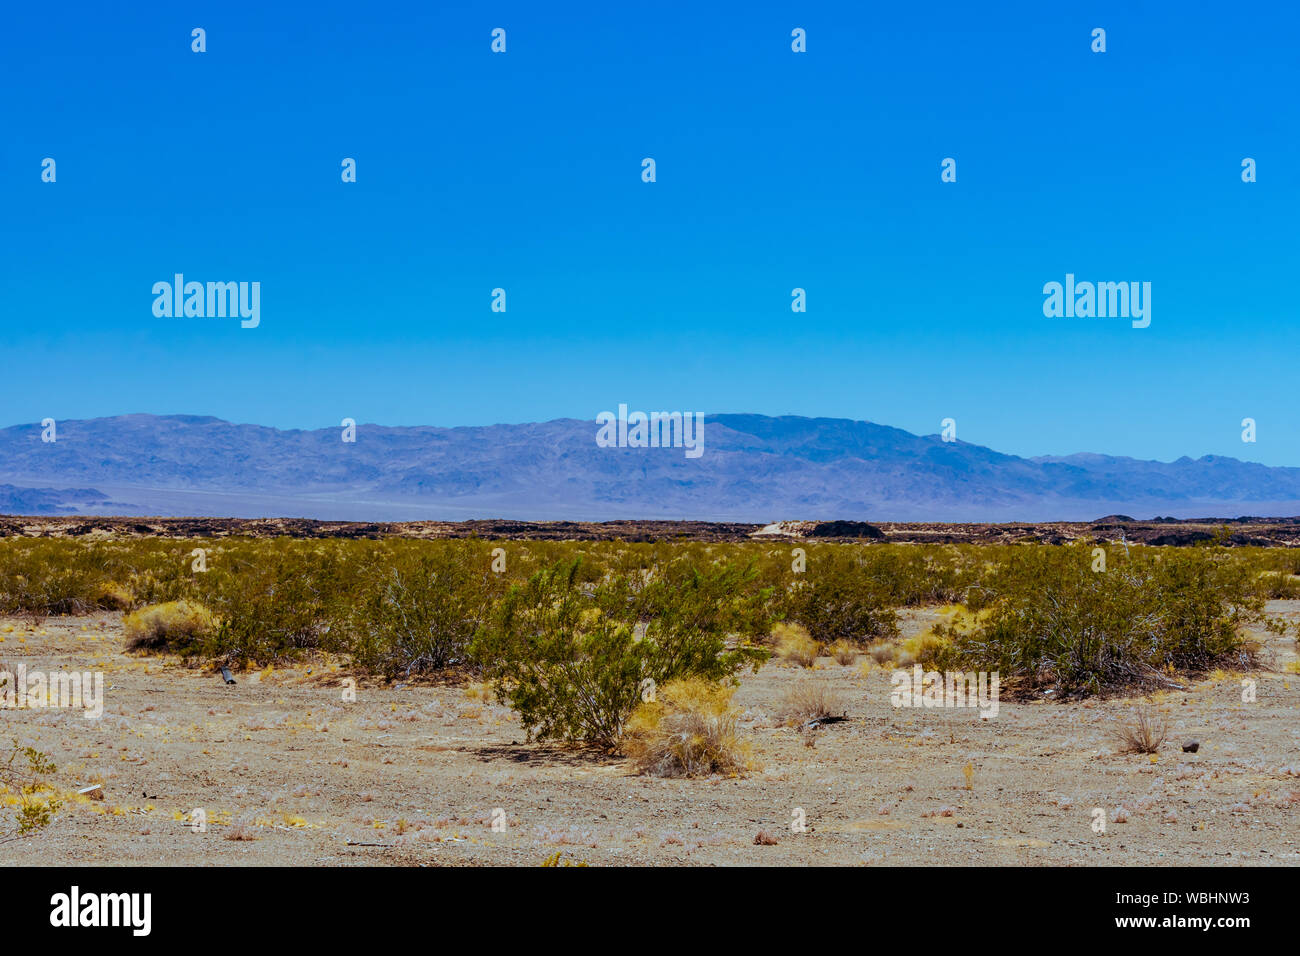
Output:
[0, 483, 115, 515]
[1, 413, 1298, 522]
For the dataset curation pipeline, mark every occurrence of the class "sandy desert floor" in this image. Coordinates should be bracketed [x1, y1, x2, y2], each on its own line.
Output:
[2, 605, 1298, 867]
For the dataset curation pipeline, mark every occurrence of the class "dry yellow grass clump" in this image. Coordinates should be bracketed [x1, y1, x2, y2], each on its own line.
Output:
[778, 680, 846, 726]
[123, 601, 217, 652]
[92, 581, 134, 610]
[622, 678, 753, 778]
[829, 640, 858, 665]
[896, 631, 951, 667]
[772, 622, 820, 667]
[869, 643, 896, 665]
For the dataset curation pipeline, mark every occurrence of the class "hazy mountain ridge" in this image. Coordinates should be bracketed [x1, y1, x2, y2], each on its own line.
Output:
[0, 413, 1297, 521]
[0, 484, 112, 515]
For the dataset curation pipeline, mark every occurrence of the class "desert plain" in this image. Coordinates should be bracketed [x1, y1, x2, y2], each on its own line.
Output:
[3, 603, 1297, 867]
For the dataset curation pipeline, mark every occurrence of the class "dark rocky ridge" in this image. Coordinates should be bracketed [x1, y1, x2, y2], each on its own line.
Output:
[6, 515, 1300, 547]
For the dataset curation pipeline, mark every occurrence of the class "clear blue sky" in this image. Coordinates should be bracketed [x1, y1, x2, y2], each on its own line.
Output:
[3, 1, 1297, 463]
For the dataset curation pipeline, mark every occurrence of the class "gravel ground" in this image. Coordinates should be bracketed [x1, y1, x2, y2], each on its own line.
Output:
[2, 604, 1298, 867]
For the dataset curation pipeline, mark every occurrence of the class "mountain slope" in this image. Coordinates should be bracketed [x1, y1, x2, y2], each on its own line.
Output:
[0, 414, 1296, 521]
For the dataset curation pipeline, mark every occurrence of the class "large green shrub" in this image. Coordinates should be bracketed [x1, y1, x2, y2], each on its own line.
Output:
[783, 549, 899, 645]
[349, 543, 496, 677]
[194, 546, 354, 666]
[472, 559, 768, 747]
[933, 545, 1273, 695]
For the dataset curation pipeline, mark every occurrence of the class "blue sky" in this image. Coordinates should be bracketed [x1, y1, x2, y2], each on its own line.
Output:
[3, 1, 1297, 464]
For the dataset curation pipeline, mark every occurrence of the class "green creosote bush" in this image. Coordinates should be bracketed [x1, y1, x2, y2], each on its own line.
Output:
[471, 559, 769, 748]
[0, 739, 61, 842]
[782, 550, 900, 646]
[191, 545, 358, 667]
[348, 542, 499, 678]
[0, 536, 1287, 704]
[0, 540, 115, 622]
[931, 544, 1274, 696]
